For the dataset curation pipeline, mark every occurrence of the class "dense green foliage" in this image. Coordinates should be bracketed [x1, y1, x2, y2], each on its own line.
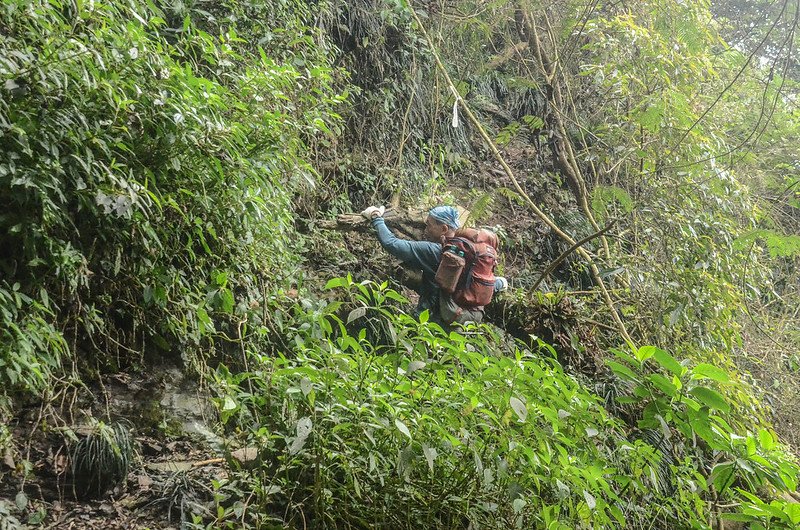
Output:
[1, 0, 798, 528]
[203, 279, 799, 529]
[0, 0, 342, 401]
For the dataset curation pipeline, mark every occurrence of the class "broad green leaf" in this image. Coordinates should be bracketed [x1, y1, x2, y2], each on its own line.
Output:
[653, 348, 685, 376]
[218, 288, 234, 313]
[648, 373, 678, 397]
[761, 500, 791, 520]
[692, 363, 730, 383]
[748, 454, 771, 468]
[609, 505, 625, 526]
[325, 277, 345, 290]
[786, 503, 800, 525]
[710, 461, 735, 494]
[395, 419, 412, 439]
[686, 406, 719, 446]
[607, 361, 639, 381]
[746, 435, 756, 456]
[636, 345, 657, 363]
[758, 428, 774, 451]
[196, 307, 215, 334]
[719, 513, 756, 522]
[736, 458, 754, 474]
[780, 463, 798, 490]
[384, 290, 408, 303]
[690, 387, 731, 413]
[222, 396, 237, 411]
[612, 348, 639, 366]
[637, 101, 664, 132]
[39, 287, 49, 308]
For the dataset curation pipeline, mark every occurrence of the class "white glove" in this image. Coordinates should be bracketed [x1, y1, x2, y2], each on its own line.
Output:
[495, 276, 508, 292]
[360, 205, 385, 220]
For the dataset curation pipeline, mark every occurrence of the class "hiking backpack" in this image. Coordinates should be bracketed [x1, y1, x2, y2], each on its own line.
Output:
[434, 228, 499, 308]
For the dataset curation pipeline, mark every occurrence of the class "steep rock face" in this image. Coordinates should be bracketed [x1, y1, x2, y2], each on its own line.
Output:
[2, 1, 800, 528]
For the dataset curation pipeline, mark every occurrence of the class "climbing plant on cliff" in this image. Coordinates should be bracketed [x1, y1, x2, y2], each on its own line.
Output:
[1, 0, 799, 528]
[0, 0, 344, 407]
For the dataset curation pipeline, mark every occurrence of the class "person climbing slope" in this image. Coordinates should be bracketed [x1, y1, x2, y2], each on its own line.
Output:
[360, 204, 508, 325]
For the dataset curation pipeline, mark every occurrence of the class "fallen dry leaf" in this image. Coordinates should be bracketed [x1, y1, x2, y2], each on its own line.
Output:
[136, 474, 153, 489]
[3, 449, 14, 470]
[231, 447, 259, 465]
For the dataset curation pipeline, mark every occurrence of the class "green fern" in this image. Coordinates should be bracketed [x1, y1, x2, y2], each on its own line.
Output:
[735, 229, 800, 258]
[496, 186, 526, 206]
[466, 192, 494, 225]
[591, 185, 634, 221]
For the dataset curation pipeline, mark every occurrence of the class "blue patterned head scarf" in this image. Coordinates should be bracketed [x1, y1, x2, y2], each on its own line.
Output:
[428, 205, 460, 229]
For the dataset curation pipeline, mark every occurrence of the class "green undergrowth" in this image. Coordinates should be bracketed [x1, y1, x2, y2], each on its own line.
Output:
[198, 278, 799, 530]
[0, 0, 343, 417]
[1, 0, 798, 527]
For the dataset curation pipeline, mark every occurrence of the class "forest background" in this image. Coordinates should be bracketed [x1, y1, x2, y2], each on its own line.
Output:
[1, 0, 799, 528]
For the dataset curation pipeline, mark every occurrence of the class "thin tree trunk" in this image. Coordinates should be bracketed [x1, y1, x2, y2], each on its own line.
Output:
[407, 1, 635, 348]
[520, 8, 611, 261]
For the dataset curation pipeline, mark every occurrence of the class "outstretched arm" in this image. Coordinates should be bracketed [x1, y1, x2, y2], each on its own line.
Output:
[371, 217, 439, 271]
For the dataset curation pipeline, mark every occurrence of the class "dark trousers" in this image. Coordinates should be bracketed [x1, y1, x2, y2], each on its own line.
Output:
[439, 293, 484, 325]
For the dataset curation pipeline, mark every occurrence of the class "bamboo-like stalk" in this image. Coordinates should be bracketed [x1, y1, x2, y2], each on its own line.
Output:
[531, 219, 618, 291]
[525, 9, 611, 261]
[407, 3, 635, 348]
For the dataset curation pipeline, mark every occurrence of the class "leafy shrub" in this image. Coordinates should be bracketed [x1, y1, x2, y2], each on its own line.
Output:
[608, 345, 800, 528]
[198, 278, 798, 529]
[0, 0, 343, 392]
[0, 282, 66, 398]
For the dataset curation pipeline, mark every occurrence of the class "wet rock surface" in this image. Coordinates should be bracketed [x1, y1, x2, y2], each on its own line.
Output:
[0, 365, 232, 529]
[103, 366, 220, 447]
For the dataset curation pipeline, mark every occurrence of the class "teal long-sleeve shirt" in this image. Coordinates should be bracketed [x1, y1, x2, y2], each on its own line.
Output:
[370, 218, 506, 318]
[371, 217, 441, 315]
